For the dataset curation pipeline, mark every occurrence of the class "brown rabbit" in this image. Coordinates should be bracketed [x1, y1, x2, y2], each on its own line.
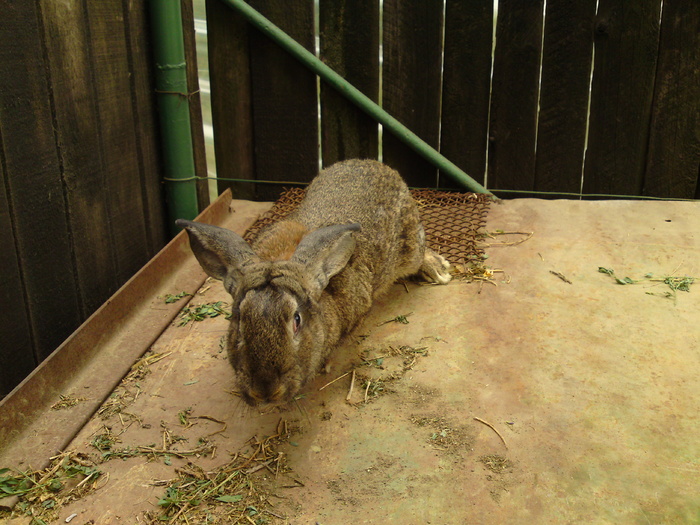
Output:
[177, 159, 450, 407]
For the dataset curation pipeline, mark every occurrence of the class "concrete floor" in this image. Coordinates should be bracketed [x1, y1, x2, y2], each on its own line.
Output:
[35, 197, 700, 523]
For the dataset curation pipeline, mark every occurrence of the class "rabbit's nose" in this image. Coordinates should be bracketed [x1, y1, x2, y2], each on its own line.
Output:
[245, 383, 288, 406]
[245, 388, 266, 406]
[268, 384, 288, 402]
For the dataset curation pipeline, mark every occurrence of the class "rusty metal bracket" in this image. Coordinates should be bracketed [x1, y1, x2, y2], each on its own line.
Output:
[0, 190, 265, 468]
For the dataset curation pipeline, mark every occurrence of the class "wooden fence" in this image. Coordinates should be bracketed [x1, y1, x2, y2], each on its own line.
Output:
[0, 1, 209, 396]
[208, 0, 699, 201]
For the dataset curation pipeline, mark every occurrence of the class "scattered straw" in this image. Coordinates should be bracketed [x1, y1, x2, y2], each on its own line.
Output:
[377, 312, 413, 326]
[192, 415, 228, 438]
[449, 261, 508, 287]
[346, 370, 356, 401]
[478, 454, 513, 474]
[410, 415, 475, 451]
[51, 394, 86, 410]
[0, 452, 103, 522]
[481, 230, 534, 247]
[178, 301, 232, 327]
[473, 417, 508, 450]
[97, 351, 172, 421]
[164, 292, 191, 304]
[550, 271, 572, 284]
[598, 266, 696, 303]
[318, 371, 351, 391]
[143, 430, 295, 524]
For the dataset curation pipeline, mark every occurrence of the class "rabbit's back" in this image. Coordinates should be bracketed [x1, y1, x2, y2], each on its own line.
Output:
[293, 159, 414, 229]
[290, 159, 425, 296]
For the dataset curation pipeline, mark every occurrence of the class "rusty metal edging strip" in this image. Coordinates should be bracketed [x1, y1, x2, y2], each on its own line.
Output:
[0, 190, 237, 469]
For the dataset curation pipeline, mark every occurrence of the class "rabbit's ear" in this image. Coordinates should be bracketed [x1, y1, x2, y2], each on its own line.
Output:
[176, 219, 260, 289]
[291, 223, 361, 296]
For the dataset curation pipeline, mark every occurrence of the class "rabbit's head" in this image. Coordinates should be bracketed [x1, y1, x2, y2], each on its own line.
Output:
[177, 219, 360, 406]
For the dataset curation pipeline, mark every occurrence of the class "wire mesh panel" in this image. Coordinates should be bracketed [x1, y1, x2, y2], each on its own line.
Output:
[244, 188, 492, 267]
[411, 190, 491, 264]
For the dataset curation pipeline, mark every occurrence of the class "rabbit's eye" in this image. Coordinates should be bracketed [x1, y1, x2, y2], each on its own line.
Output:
[293, 312, 302, 334]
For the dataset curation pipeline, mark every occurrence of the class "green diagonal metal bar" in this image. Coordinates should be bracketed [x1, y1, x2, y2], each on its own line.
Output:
[218, 0, 492, 196]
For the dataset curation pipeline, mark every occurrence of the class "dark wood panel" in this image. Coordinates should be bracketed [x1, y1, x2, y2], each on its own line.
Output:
[182, 0, 211, 211]
[488, 0, 544, 192]
[382, 0, 444, 188]
[86, 0, 150, 281]
[643, 2, 700, 199]
[583, 0, 662, 196]
[127, 0, 168, 248]
[534, 0, 597, 194]
[0, 161, 35, 396]
[0, 0, 82, 361]
[248, 0, 318, 201]
[40, 0, 119, 316]
[319, 0, 379, 167]
[440, 0, 494, 189]
[206, 0, 256, 201]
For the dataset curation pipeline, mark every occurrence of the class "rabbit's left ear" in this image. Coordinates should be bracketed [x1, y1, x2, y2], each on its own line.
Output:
[176, 219, 260, 292]
[291, 223, 361, 297]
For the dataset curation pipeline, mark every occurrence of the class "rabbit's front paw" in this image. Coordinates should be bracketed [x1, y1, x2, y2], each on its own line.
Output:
[420, 250, 452, 284]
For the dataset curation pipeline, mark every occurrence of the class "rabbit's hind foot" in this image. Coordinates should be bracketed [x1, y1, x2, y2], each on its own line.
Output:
[419, 250, 452, 285]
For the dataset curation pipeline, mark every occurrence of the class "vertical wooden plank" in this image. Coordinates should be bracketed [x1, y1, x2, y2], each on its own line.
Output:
[583, 0, 662, 196]
[85, 0, 150, 282]
[319, 0, 379, 167]
[0, 0, 82, 361]
[248, 0, 318, 201]
[125, 0, 168, 248]
[0, 162, 35, 396]
[487, 0, 544, 192]
[382, 0, 444, 188]
[182, 0, 211, 210]
[40, 0, 120, 316]
[643, 2, 700, 199]
[534, 0, 597, 194]
[440, 0, 493, 189]
[206, 0, 256, 201]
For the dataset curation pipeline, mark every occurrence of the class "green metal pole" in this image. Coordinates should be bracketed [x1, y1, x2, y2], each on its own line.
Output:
[218, 0, 492, 196]
[149, 0, 200, 235]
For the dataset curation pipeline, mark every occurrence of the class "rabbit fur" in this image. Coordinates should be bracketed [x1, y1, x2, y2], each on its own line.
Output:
[177, 159, 451, 407]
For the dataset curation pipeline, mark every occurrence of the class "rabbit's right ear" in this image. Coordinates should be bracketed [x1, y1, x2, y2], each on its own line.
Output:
[291, 223, 361, 297]
[176, 219, 260, 290]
